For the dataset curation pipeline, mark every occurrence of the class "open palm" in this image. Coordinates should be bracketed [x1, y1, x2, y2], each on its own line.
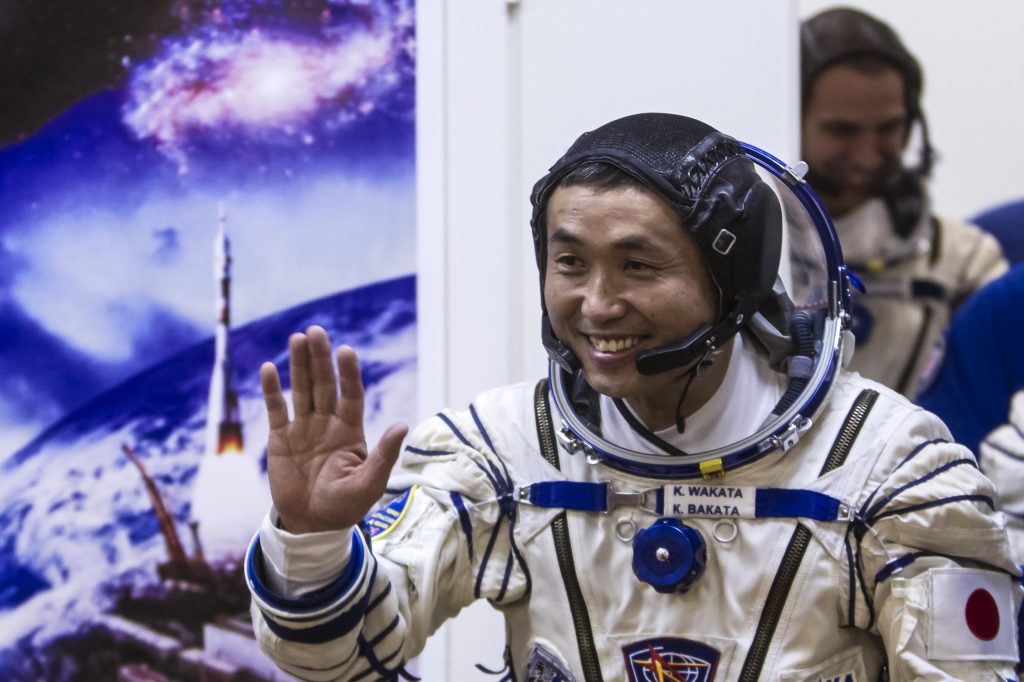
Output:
[260, 325, 408, 534]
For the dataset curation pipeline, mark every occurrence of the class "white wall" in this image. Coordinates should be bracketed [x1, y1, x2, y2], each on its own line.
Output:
[799, 0, 1024, 220]
[416, 1, 800, 678]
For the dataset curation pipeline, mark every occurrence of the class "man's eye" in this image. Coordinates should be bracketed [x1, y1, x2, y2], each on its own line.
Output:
[878, 120, 907, 137]
[822, 123, 858, 138]
[554, 255, 581, 268]
[624, 260, 651, 272]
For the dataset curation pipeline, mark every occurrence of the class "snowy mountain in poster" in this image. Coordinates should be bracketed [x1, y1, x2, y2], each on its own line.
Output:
[0, 276, 416, 677]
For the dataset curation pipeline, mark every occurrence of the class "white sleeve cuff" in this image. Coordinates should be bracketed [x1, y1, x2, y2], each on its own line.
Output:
[258, 508, 355, 598]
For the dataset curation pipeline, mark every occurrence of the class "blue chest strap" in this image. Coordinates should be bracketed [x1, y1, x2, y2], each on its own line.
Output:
[518, 481, 851, 522]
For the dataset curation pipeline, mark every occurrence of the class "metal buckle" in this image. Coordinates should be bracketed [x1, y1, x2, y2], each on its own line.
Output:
[604, 485, 658, 514]
[557, 427, 592, 455]
[772, 416, 812, 453]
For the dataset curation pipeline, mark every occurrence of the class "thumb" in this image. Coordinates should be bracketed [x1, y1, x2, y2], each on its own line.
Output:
[363, 422, 409, 492]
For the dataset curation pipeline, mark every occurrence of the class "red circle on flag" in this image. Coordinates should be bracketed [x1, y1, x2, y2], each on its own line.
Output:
[964, 588, 1000, 641]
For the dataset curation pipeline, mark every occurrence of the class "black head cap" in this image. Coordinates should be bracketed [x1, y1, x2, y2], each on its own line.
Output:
[530, 113, 783, 375]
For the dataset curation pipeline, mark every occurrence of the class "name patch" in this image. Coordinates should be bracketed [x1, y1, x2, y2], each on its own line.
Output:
[663, 485, 755, 519]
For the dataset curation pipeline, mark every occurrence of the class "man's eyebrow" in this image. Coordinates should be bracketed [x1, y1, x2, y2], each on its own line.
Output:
[548, 227, 582, 245]
[548, 227, 658, 251]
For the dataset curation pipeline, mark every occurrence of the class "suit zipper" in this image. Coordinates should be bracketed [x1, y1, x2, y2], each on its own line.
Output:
[534, 380, 604, 682]
[738, 389, 878, 681]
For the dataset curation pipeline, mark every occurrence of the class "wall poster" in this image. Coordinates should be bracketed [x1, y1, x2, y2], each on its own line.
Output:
[0, 1, 417, 679]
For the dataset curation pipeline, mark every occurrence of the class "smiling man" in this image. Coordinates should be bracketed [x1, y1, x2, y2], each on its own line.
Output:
[543, 179, 726, 428]
[801, 7, 1007, 400]
[245, 113, 1020, 681]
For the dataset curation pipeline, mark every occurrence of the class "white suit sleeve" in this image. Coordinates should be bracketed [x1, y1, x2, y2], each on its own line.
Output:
[848, 404, 1021, 680]
[245, 399, 532, 681]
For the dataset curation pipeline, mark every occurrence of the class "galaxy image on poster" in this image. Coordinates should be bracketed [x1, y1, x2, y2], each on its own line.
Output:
[0, 1, 416, 679]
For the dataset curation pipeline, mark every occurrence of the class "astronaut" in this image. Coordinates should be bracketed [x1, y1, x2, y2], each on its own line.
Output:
[800, 7, 1007, 400]
[246, 113, 1020, 681]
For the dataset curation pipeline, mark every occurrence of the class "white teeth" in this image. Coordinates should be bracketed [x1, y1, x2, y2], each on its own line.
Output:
[590, 336, 640, 352]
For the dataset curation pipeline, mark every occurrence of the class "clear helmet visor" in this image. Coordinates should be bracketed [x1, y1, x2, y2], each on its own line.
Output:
[548, 144, 855, 479]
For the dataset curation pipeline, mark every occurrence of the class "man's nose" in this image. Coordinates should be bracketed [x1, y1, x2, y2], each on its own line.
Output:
[580, 273, 627, 321]
[849, 136, 888, 172]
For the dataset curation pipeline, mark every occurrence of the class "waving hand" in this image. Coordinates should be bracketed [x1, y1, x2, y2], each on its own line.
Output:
[260, 325, 408, 534]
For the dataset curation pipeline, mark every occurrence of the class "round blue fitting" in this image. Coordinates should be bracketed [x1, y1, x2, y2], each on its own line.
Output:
[631, 518, 707, 594]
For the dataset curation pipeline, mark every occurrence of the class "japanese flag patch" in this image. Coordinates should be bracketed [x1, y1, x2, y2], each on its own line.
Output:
[928, 567, 1018, 661]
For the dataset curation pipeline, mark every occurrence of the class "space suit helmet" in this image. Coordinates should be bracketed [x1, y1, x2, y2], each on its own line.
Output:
[531, 112, 853, 478]
[530, 113, 783, 375]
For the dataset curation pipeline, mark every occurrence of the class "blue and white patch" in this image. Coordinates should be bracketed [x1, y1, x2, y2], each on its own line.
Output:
[622, 637, 719, 682]
[365, 486, 416, 539]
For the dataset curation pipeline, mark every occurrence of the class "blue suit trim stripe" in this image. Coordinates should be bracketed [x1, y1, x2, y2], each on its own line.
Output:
[982, 437, 1024, 462]
[259, 561, 379, 644]
[495, 550, 514, 603]
[450, 492, 475, 560]
[864, 457, 977, 521]
[869, 493, 996, 524]
[353, 629, 406, 681]
[844, 532, 857, 627]
[366, 614, 402, 648]
[246, 532, 367, 619]
[366, 581, 393, 613]
[875, 552, 923, 584]
[859, 439, 950, 517]
[436, 412, 473, 448]
[470, 403, 515, 490]
[894, 438, 951, 469]
[404, 445, 455, 456]
[469, 403, 499, 456]
[475, 514, 505, 599]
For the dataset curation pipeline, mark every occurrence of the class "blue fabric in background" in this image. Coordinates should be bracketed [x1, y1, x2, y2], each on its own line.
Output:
[974, 199, 1024, 265]
[918, 265, 1024, 456]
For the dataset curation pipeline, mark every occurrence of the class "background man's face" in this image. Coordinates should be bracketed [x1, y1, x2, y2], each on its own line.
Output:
[801, 63, 909, 218]
[543, 184, 718, 412]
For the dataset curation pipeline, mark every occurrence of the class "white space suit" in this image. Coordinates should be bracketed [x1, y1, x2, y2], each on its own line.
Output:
[246, 356, 1020, 680]
[979, 391, 1024, 565]
[836, 198, 1006, 401]
[245, 113, 1019, 681]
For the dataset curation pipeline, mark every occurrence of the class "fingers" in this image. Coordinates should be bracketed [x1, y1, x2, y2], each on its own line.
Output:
[307, 326, 338, 415]
[260, 362, 290, 430]
[288, 333, 312, 417]
[336, 345, 365, 428]
[363, 422, 409, 493]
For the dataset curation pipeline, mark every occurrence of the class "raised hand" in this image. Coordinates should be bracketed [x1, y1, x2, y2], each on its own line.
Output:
[260, 325, 408, 534]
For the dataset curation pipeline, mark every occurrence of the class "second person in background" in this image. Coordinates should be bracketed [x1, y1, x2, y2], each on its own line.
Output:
[800, 6, 1007, 400]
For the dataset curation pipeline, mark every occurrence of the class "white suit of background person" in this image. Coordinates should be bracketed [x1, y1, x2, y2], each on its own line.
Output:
[244, 113, 1020, 681]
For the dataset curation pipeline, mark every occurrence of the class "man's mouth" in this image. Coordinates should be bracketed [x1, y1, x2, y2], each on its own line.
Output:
[588, 335, 641, 353]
